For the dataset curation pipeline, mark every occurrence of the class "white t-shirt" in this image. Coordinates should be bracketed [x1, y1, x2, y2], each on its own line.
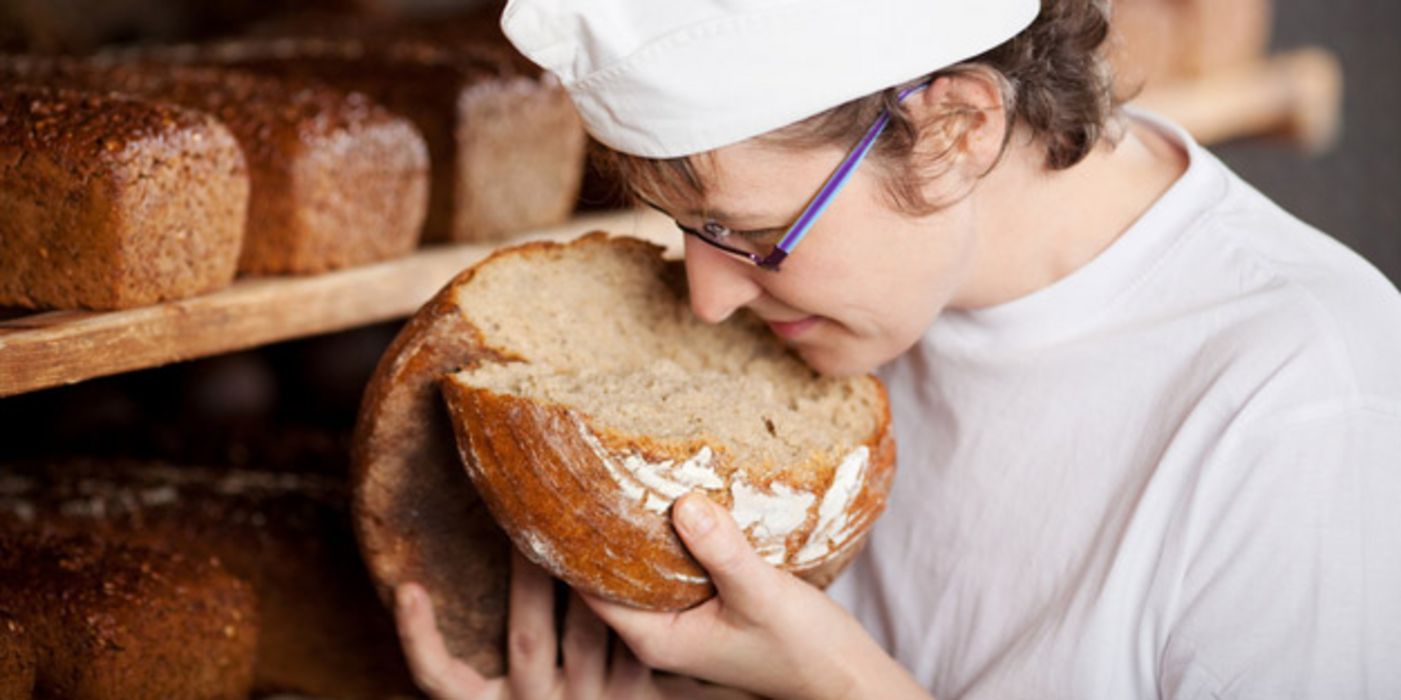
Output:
[826, 115, 1401, 699]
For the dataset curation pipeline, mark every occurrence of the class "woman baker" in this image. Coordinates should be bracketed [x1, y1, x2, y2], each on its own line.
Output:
[394, 1, 1401, 697]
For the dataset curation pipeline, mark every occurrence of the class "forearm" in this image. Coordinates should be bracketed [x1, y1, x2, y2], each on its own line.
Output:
[812, 634, 931, 700]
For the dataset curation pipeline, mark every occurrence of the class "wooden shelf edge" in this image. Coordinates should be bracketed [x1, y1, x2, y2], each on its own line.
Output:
[1134, 47, 1344, 153]
[0, 208, 677, 398]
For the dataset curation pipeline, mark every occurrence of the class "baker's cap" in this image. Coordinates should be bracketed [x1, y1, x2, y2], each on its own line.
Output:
[501, 0, 1040, 158]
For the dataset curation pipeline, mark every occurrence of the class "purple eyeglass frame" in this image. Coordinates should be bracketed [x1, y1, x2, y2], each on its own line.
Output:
[677, 80, 931, 271]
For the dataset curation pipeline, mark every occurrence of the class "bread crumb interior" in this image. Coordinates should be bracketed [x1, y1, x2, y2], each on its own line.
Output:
[447, 238, 880, 472]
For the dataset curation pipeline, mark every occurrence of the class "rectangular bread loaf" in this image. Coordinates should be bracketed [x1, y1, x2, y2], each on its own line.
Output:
[0, 532, 258, 700]
[0, 85, 248, 310]
[0, 613, 34, 699]
[0, 459, 417, 699]
[0, 57, 430, 274]
[119, 38, 586, 244]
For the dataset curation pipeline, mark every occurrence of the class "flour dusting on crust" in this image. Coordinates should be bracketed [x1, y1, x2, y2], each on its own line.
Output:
[573, 416, 872, 569]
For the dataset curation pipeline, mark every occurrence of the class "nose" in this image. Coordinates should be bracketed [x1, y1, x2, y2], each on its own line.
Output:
[683, 236, 762, 324]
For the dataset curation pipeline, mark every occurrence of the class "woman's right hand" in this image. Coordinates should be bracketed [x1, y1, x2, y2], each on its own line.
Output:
[393, 550, 756, 700]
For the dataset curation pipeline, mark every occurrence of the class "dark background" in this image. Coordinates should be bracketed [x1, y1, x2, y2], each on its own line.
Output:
[1214, 0, 1401, 286]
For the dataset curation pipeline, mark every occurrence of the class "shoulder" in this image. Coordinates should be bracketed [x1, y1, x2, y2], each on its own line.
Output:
[1161, 151, 1401, 416]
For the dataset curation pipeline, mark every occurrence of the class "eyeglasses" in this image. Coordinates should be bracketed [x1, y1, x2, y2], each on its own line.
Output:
[674, 81, 930, 271]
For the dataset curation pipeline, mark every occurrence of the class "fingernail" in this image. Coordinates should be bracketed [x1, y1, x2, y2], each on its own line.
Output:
[396, 586, 417, 611]
[677, 496, 715, 536]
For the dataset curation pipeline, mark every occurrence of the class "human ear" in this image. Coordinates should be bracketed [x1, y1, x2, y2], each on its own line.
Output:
[905, 69, 1010, 192]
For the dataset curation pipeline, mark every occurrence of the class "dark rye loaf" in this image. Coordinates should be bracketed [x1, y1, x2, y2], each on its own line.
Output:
[108, 37, 586, 244]
[0, 532, 257, 700]
[0, 57, 430, 274]
[0, 460, 417, 700]
[0, 85, 247, 310]
[0, 614, 35, 700]
[353, 234, 895, 673]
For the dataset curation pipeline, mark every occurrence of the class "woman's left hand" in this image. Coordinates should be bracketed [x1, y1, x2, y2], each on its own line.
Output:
[394, 549, 758, 700]
[583, 493, 929, 700]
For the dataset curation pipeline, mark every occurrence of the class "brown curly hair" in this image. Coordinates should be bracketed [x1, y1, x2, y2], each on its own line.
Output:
[593, 0, 1120, 217]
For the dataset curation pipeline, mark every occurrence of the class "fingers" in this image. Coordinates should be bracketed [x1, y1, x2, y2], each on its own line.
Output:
[561, 590, 608, 699]
[582, 591, 714, 676]
[606, 634, 652, 697]
[508, 550, 560, 699]
[394, 582, 491, 700]
[671, 493, 782, 615]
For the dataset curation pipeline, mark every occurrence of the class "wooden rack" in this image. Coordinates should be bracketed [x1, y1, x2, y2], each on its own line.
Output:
[1109, 0, 1343, 152]
[0, 208, 678, 399]
[1135, 48, 1343, 153]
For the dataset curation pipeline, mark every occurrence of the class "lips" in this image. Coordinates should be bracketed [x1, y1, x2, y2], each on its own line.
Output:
[765, 316, 820, 339]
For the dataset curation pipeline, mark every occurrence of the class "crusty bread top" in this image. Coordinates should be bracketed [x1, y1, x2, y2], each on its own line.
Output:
[0, 612, 35, 697]
[0, 84, 243, 179]
[0, 57, 424, 165]
[99, 37, 543, 90]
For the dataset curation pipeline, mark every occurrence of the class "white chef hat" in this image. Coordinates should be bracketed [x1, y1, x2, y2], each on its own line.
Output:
[501, 0, 1040, 158]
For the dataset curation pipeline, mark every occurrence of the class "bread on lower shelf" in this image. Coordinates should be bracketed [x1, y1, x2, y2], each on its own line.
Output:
[0, 57, 431, 275]
[0, 85, 248, 310]
[0, 532, 258, 700]
[353, 234, 895, 672]
[108, 37, 587, 245]
[0, 460, 417, 700]
[0, 614, 36, 700]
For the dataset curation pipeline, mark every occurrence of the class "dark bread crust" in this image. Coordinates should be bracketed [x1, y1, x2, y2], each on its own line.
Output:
[0, 533, 257, 700]
[0, 461, 417, 699]
[351, 256, 518, 675]
[443, 388, 711, 608]
[353, 235, 671, 672]
[0, 57, 430, 274]
[109, 37, 585, 245]
[0, 85, 247, 310]
[438, 281, 896, 609]
[0, 614, 36, 700]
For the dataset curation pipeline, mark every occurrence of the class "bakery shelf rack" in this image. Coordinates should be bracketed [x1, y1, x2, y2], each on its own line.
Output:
[0, 207, 679, 399]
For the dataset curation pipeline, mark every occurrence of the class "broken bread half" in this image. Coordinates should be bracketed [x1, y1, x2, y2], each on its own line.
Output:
[439, 233, 895, 610]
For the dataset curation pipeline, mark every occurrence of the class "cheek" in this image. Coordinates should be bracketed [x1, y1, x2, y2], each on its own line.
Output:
[884, 207, 978, 306]
[851, 217, 974, 315]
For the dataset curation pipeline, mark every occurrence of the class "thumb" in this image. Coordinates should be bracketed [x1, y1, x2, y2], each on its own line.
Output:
[672, 492, 783, 613]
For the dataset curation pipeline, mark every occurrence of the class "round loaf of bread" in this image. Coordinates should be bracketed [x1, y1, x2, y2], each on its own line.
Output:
[353, 233, 894, 672]
[438, 234, 895, 609]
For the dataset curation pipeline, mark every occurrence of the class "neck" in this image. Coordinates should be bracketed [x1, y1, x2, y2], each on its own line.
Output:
[952, 116, 1187, 309]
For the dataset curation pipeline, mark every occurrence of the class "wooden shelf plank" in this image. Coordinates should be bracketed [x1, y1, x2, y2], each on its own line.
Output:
[0, 208, 678, 398]
[1134, 48, 1343, 153]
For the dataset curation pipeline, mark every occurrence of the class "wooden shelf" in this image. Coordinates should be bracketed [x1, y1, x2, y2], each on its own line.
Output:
[1134, 47, 1344, 153]
[0, 208, 678, 399]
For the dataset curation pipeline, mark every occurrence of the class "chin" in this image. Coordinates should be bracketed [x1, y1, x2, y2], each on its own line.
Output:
[795, 345, 882, 378]
[793, 327, 921, 377]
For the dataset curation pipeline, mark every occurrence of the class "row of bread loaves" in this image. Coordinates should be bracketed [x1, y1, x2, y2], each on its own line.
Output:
[1, 35, 586, 311]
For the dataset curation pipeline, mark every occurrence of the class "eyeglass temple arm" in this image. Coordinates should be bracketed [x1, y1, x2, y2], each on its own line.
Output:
[764, 81, 932, 268]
